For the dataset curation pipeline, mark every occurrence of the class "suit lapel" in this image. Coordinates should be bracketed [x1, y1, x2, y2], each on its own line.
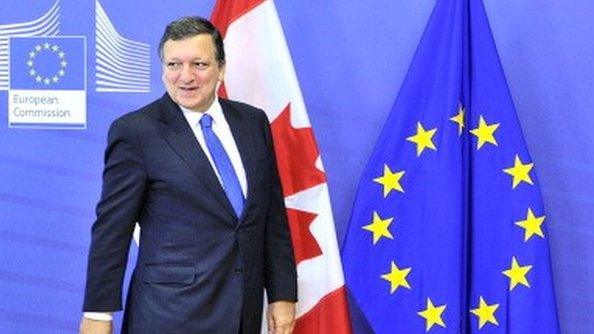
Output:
[220, 99, 257, 223]
[156, 94, 236, 220]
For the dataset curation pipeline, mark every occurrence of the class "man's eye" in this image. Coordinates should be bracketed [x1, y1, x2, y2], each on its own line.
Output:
[195, 62, 209, 69]
[167, 62, 181, 69]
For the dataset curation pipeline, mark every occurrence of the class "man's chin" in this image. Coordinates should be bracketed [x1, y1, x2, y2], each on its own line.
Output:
[179, 101, 209, 112]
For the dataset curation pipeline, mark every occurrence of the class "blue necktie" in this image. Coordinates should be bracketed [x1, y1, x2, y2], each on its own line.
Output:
[199, 114, 244, 218]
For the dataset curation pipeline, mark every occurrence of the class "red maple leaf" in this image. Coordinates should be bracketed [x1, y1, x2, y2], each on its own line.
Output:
[286, 208, 322, 264]
[270, 103, 327, 197]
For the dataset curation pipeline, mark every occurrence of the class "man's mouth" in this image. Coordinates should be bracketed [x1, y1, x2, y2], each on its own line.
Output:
[180, 86, 198, 91]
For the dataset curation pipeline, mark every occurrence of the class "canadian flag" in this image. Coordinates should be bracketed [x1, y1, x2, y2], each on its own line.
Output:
[211, 1, 352, 333]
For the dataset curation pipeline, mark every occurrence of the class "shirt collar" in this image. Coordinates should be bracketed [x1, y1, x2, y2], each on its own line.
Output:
[179, 97, 225, 128]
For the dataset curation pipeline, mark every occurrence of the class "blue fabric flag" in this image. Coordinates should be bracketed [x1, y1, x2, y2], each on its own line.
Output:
[10, 36, 85, 90]
[341, 0, 560, 333]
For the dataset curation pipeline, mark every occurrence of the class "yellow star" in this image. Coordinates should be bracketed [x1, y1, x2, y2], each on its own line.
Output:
[362, 212, 394, 244]
[470, 296, 499, 329]
[407, 122, 437, 156]
[515, 208, 546, 241]
[449, 104, 465, 136]
[373, 164, 405, 197]
[502, 154, 534, 189]
[502, 256, 532, 290]
[418, 298, 446, 331]
[380, 260, 411, 293]
[470, 115, 500, 149]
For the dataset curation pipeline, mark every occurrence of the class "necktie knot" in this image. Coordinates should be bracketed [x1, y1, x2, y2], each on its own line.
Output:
[199, 114, 213, 129]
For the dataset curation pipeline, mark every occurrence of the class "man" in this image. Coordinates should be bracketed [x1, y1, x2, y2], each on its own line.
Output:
[80, 16, 297, 334]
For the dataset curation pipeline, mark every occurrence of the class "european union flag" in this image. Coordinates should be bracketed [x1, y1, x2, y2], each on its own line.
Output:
[341, 0, 559, 333]
[10, 36, 85, 90]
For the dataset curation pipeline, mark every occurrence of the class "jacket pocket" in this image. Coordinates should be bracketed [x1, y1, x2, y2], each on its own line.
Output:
[142, 264, 195, 285]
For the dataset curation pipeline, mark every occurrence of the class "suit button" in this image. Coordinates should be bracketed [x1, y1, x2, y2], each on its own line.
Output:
[235, 268, 243, 274]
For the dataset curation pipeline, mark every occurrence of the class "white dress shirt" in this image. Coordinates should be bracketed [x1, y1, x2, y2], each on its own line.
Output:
[179, 98, 248, 197]
[84, 98, 247, 321]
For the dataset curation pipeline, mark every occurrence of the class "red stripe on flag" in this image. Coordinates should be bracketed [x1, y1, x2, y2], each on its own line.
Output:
[211, 0, 265, 37]
[294, 286, 353, 333]
[217, 82, 228, 99]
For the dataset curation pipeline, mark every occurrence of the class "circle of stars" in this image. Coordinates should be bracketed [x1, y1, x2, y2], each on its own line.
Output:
[359, 101, 551, 331]
[27, 42, 67, 85]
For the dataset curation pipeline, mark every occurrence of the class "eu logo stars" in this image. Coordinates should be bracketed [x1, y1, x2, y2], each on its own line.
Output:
[8, 36, 86, 129]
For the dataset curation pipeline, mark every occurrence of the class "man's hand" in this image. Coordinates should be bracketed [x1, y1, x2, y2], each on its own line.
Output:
[79, 317, 112, 334]
[267, 301, 296, 334]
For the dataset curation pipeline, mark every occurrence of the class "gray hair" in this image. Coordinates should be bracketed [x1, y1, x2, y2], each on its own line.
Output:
[158, 16, 225, 65]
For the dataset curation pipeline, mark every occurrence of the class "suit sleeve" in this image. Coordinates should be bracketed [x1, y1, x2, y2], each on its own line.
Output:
[261, 113, 298, 303]
[83, 118, 147, 311]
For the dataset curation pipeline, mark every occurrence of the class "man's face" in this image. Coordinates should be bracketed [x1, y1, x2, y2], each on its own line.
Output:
[162, 34, 225, 112]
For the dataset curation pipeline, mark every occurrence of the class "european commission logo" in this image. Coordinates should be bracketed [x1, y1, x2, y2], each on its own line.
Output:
[9, 36, 87, 129]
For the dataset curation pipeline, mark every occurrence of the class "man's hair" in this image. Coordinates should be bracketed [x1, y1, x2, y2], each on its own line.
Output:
[158, 16, 225, 65]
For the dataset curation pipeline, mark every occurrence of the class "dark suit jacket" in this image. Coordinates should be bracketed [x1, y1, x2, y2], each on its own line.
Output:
[83, 94, 297, 334]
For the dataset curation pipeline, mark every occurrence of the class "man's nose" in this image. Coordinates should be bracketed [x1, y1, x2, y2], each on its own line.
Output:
[179, 65, 195, 82]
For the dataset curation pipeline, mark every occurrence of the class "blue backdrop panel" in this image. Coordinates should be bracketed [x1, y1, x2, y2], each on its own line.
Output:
[0, 1, 592, 333]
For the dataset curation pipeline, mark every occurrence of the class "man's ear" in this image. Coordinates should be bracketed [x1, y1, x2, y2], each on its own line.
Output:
[218, 63, 226, 82]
